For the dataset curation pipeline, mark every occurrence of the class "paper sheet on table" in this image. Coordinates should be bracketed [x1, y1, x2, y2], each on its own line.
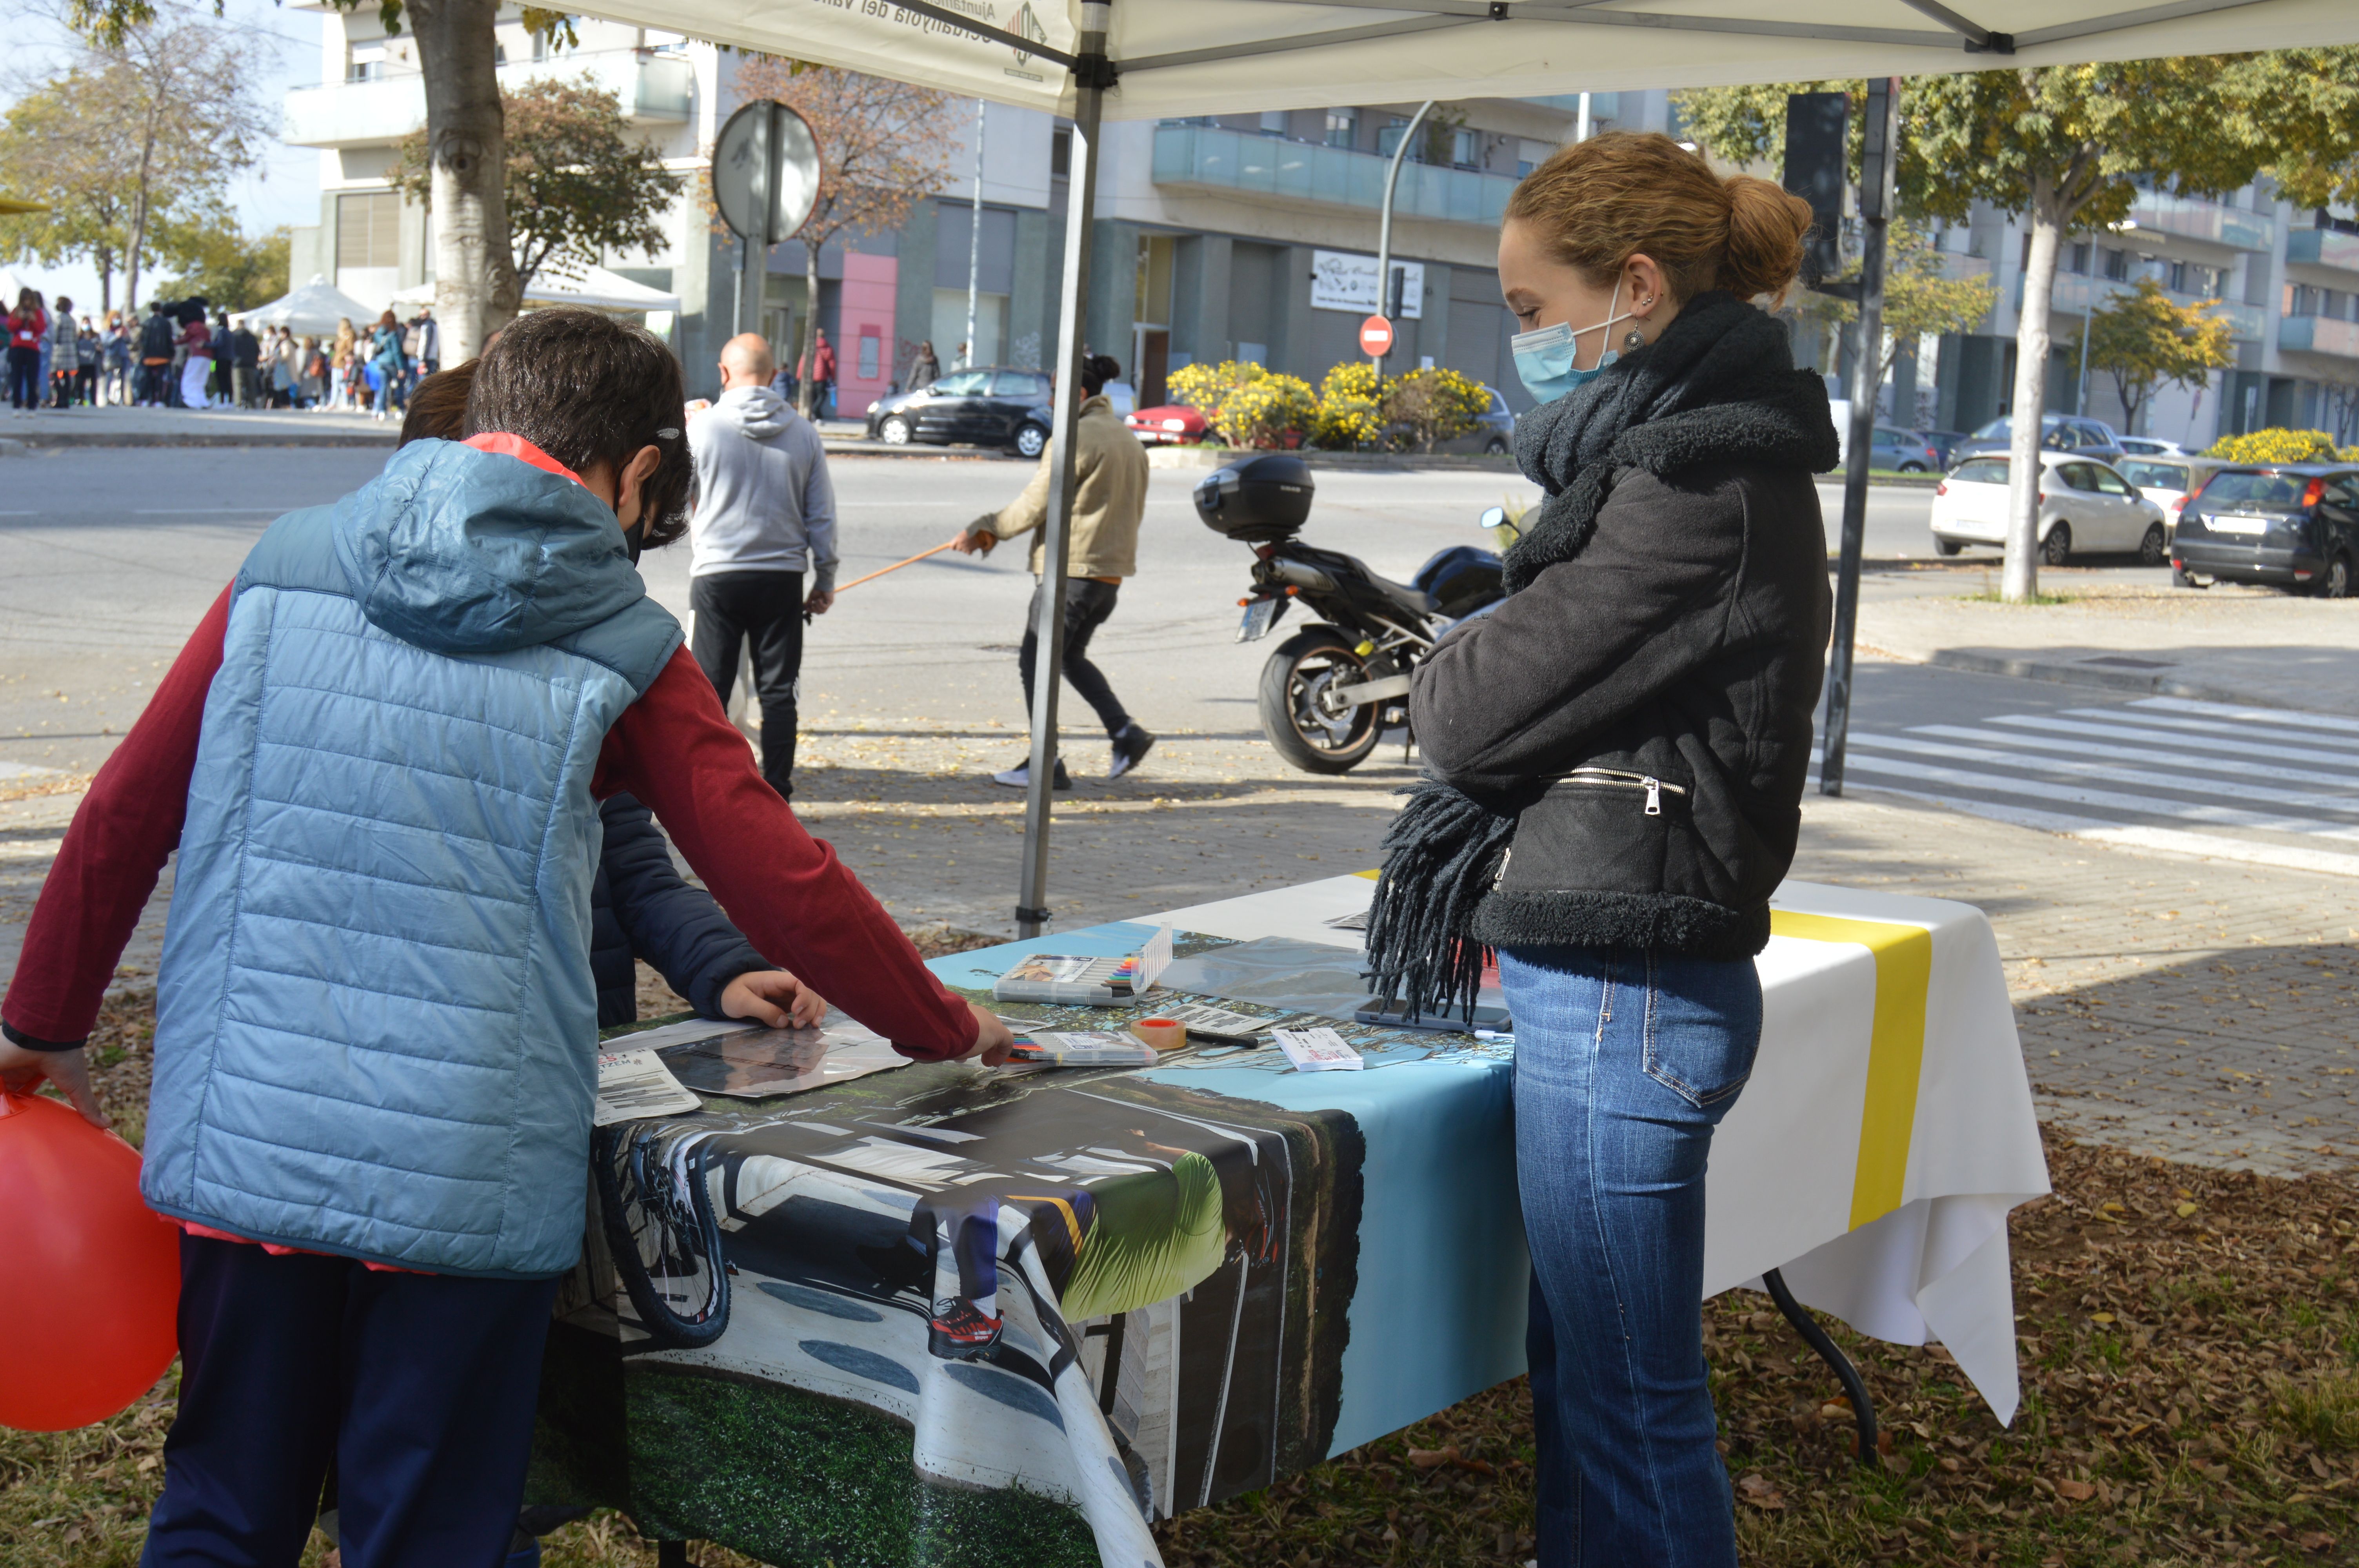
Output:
[1155, 936, 1379, 1022]
[621, 1011, 908, 1099]
[593, 1048, 701, 1124]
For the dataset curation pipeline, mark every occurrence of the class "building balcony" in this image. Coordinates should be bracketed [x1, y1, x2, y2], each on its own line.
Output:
[2118, 191, 2274, 253]
[2279, 313, 2359, 359]
[284, 49, 692, 150]
[2286, 227, 2359, 278]
[1151, 122, 1516, 227]
[2021, 270, 2264, 341]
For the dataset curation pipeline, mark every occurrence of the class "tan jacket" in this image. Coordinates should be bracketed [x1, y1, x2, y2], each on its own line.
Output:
[975, 396, 1150, 578]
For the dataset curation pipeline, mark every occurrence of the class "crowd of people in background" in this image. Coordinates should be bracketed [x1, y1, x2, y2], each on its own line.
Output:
[5, 287, 441, 416]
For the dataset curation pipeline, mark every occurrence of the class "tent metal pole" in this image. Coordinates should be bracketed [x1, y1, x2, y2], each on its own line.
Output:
[1819, 75, 1897, 799]
[1015, 0, 1113, 939]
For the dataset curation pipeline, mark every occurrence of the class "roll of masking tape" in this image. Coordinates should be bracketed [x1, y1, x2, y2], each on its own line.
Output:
[1130, 1017, 1187, 1052]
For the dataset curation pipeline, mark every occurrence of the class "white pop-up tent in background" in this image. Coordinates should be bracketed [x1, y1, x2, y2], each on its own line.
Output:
[231, 276, 385, 338]
[390, 264, 682, 316]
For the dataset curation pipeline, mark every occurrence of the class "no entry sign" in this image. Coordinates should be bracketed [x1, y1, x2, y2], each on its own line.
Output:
[1359, 314, 1394, 357]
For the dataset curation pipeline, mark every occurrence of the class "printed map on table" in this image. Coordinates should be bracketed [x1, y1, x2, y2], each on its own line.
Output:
[532, 925, 1507, 1568]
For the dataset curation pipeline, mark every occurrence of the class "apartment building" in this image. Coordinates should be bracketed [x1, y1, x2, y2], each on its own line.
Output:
[280, 5, 1674, 412]
[1905, 181, 2359, 446]
[279, 16, 2357, 445]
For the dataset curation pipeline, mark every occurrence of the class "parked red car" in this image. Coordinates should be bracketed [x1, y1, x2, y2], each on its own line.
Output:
[1124, 404, 1213, 445]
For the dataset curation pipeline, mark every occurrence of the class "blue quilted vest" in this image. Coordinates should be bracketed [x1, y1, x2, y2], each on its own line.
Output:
[143, 439, 683, 1278]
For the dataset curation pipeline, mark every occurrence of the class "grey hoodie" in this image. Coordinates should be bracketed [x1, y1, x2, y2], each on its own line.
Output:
[687, 385, 838, 590]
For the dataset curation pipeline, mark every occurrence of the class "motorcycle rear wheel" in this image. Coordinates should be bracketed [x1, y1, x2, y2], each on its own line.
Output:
[1259, 628, 1384, 773]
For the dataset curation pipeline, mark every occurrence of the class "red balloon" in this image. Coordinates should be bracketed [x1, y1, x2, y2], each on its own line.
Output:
[0, 1090, 181, 1431]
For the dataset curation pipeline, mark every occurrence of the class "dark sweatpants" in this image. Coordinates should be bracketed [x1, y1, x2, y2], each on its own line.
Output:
[1019, 575, 1131, 738]
[140, 1233, 559, 1568]
[691, 569, 805, 800]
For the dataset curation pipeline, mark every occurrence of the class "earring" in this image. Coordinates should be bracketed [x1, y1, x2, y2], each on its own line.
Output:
[1622, 325, 1648, 350]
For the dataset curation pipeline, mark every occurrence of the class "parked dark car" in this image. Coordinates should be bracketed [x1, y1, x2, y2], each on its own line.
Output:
[1921, 429, 1967, 469]
[2171, 463, 2359, 597]
[1870, 424, 1942, 472]
[865, 366, 1053, 456]
[1951, 413, 2125, 468]
[1434, 386, 1515, 456]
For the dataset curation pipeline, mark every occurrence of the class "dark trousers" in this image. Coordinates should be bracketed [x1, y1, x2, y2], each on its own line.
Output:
[691, 569, 805, 799]
[1019, 576, 1130, 738]
[5, 346, 37, 409]
[141, 1233, 559, 1568]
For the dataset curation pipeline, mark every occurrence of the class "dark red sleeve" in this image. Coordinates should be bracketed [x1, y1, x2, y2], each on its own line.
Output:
[2, 585, 231, 1049]
[594, 647, 979, 1062]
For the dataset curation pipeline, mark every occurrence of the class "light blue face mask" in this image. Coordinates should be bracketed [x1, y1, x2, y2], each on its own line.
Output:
[1510, 276, 1638, 403]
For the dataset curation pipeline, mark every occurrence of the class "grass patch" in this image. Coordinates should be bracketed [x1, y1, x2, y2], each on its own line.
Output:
[13, 1012, 2354, 1567]
[1959, 589, 2083, 606]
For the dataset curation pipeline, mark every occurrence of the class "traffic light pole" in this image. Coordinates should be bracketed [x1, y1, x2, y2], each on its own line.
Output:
[1819, 76, 1898, 799]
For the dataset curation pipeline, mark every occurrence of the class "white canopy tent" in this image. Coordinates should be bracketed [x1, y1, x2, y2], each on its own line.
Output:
[391, 264, 681, 315]
[582, 0, 2359, 119]
[229, 276, 383, 337]
[572, 0, 2359, 939]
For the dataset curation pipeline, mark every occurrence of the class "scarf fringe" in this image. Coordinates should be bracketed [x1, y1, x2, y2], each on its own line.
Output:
[1363, 779, 1516, 1024]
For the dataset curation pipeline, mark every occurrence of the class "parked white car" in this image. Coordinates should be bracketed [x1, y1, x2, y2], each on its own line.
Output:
[2116, 435, 2195, 458]
[1930, 451, 2171, 565]
[2117, 454, 2230, 541]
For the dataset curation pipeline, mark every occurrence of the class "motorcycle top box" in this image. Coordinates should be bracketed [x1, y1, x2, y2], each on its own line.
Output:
[1194, 454, 1314, 542]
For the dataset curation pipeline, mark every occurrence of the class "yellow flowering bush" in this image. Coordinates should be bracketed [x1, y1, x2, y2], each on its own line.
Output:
[1218, 373, 1317, 449]
[1382, 367, 1492, 452]
[1309, 361, 1385, 450]
[2201, 428, 2349, 463]
[1163, 360, 1311, 447]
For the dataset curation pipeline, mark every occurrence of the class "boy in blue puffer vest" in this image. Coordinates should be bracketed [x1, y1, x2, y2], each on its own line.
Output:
[0, 309, 1013, 1568]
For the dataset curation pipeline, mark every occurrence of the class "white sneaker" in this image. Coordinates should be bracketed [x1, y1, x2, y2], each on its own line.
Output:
[992, 758, 1072, 790]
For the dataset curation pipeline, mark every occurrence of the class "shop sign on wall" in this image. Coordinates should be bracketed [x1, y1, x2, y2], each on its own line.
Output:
[1310, 250, 1425, 319]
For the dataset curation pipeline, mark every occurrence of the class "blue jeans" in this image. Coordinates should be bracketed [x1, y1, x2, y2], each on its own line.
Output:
[1501, 944, 1762, 1568]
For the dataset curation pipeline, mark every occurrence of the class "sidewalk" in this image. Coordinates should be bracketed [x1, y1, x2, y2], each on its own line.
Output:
[0, 405, 1024, 459]
[1853, 570, 2359, 717]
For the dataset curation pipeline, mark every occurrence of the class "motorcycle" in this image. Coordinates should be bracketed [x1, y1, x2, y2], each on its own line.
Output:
[1196, 454, 1517, 774]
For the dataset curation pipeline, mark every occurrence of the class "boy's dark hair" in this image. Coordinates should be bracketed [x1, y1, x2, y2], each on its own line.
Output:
[398, 359, 477, 447]
[465, 308, 694, 549]
[1080, 353, 1121, 397]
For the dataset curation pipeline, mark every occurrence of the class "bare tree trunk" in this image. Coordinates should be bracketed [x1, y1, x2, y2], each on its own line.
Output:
[411, 0, 516, 363]
[124, 116, 158, 311]
[796, 245, 819, 418]
[2002, 185, 2065, 603]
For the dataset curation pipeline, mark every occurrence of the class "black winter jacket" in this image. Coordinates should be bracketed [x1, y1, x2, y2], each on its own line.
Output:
[592, 792, 770, 1027]
[1410, 459, 1832, 960]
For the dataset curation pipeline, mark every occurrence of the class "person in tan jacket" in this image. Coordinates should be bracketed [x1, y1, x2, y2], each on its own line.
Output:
[954, 352, 1155, 789]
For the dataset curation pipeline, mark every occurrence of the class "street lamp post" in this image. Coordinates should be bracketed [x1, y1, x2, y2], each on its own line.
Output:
[1372, 100, 1433, 370]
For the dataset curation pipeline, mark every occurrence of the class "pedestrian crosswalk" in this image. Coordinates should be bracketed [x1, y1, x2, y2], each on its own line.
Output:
[1826, 696, 2359, 879]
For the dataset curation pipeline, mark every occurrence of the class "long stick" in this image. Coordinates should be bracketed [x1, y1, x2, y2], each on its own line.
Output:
[831, 538, 959, 593]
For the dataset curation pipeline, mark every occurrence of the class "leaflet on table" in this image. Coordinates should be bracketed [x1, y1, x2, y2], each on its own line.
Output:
[1005, 1031, 1161, 1067]
[593, 1048, 703, 1124]
[1272, 1026, 1365, 1073]
[1152, 1001, 1297, 1045]
[615, 1012, 908, 1100]
[992, 924, 1173, 1005]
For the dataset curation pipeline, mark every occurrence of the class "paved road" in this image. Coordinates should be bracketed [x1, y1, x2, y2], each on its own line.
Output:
[1826, 668, 2359, 881]
[2, 446, 2178, 782]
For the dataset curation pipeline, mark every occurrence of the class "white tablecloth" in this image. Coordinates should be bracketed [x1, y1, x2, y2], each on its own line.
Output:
[1154, 874, 2050, 1424]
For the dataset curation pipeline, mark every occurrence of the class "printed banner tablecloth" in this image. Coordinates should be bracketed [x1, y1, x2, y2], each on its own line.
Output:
[531, 876, 2048, 1568]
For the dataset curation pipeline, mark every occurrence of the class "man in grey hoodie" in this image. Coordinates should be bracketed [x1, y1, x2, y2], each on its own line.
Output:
[687, 332, 838, 800]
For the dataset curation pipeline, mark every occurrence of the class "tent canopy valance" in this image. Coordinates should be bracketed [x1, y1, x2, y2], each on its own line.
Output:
[574, 0, 2359, 120]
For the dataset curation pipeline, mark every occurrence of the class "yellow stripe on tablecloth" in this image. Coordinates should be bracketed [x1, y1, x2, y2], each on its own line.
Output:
[1768, 910, 1934, 1231]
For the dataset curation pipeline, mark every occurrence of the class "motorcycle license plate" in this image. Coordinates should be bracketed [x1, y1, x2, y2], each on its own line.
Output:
[1237, 598, 1278, 642]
